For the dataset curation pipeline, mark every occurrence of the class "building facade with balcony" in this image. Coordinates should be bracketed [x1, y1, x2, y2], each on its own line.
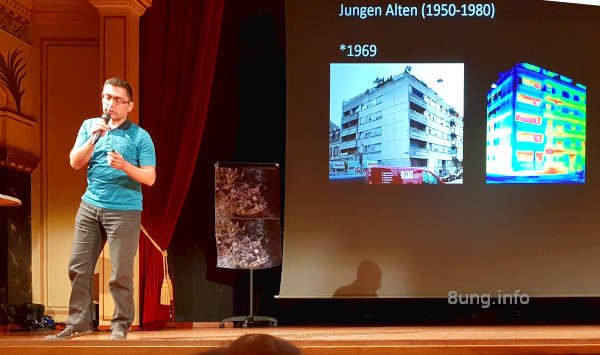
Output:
[329, 122, 341, 170]
[331, 70, 463, 174]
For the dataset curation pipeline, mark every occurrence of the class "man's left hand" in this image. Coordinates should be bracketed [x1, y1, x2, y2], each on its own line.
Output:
[107, 150, 129, 170]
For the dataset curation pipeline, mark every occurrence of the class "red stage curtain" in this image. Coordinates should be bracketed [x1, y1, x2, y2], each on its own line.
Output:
[138, 0, 224, 329]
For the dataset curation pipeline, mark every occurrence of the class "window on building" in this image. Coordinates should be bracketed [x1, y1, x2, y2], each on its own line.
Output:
[365, 143, 382, 153]
[341, 133, 356, 142]
[411, 86, 425, 99]
[411, 158, 427, 167]
[360, 127, 383, 139]
[544, 84, 556, 94]
[410, 138, 427, 149]
[410, 102, 426, 115]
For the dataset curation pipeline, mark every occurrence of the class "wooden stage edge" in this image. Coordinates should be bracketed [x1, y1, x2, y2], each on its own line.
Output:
[3, 325, 600, 354]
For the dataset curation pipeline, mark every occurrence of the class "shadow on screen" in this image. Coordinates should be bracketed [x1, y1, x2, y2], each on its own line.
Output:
[333, 260, 382, 297]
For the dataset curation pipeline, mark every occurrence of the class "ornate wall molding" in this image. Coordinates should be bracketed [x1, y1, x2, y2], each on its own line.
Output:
[32, 0, 99, 24]
[0, 108, 34, 126]
[89, 0, 151, 17]
[0, 0, 32, 44]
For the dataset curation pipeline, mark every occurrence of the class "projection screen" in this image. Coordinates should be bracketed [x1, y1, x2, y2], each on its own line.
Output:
[281, 0, 600, 298]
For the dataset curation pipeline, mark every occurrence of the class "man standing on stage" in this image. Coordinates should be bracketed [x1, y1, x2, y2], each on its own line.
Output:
[46, 77, 156, 340]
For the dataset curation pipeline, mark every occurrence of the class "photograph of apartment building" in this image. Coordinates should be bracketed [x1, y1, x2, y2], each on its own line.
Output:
[329, 63, 464, 184]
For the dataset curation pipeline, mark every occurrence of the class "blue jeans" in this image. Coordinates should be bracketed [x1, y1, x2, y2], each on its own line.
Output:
[67, 200, 141, 332]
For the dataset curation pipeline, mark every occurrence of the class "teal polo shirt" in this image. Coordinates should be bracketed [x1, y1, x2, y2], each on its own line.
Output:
[75, 118, 156, 211]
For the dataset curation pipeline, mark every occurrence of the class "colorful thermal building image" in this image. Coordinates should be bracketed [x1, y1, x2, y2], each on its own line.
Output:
[486, 63, 586, 184]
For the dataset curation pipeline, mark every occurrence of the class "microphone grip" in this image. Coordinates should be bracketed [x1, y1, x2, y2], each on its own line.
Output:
[91, 113, 110, 144]
[91, 132, 102, 144]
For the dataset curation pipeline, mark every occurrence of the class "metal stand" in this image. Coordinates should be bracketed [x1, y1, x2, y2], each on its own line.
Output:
[220, 269, 278, 328]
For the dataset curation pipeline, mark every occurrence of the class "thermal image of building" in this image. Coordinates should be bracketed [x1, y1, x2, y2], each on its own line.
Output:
[486, 63, 586, 183]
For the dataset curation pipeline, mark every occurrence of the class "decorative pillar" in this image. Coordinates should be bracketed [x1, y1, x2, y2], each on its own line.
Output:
[89, 0, 151, 123]
[89, 0, 151, 328]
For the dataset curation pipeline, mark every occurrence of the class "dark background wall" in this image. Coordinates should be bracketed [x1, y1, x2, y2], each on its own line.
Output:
[164, 0, 285, 322]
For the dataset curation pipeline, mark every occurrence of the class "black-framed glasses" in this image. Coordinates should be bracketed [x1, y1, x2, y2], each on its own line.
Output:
[102, 94, 130, 105]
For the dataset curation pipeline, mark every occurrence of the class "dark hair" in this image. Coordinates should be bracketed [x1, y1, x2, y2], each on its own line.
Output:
[200, 334, 301, 355]
[227, 334, 301, 355]
[104, 77, 134, 101]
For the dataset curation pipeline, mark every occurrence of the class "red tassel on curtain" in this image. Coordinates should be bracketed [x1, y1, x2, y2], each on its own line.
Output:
[138, 0, 224, 329]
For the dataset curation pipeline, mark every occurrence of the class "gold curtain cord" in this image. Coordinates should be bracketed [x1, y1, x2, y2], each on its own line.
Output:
[140, 225, 173, 306]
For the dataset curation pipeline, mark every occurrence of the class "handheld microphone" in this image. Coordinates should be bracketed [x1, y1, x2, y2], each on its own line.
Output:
[92, 112, 111, 144]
